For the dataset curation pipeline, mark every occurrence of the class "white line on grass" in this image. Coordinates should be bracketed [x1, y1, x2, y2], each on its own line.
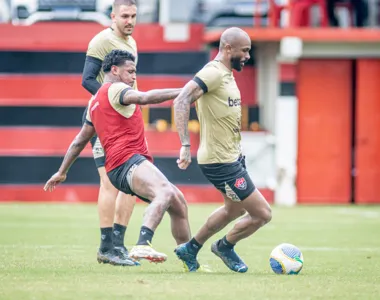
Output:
[0, 223, 96, 228]
[336, 208, 380, 219]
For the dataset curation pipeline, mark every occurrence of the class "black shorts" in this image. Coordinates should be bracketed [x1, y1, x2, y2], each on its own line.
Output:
[82, 106, 104, 168]
[198, 156, 255, 202]
[107, 154, 151, 203]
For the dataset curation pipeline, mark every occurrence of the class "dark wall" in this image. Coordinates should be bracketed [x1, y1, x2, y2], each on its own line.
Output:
[0, 51, 208, 75]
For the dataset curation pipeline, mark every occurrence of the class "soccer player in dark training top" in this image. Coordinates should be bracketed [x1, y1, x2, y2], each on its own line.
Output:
[81, 0, 139, 265]
[173, 27, 272, 273]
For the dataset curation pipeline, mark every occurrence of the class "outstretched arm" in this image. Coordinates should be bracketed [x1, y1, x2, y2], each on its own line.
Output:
[173, 80, 204, 170]
[121, 88, 182, 105]
[44, 123, 95, 192]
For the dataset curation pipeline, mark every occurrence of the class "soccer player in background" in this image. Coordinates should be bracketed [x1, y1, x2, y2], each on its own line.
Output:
[81, 0, 138, 264]
[173, 27, 272, 273]
[45, 50, 191, 265]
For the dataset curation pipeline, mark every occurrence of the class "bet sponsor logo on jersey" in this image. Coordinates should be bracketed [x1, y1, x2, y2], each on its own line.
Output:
[228, 97, 241, 107]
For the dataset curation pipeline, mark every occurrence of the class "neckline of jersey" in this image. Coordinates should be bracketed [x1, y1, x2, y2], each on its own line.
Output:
[214, 60, 232, 73]
[109, 27, 130, 43]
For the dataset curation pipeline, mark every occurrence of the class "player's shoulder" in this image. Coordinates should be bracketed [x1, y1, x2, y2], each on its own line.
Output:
[108, 82, 133, 105]
[109, 82, 132, 93]
[128, 35, 137, 46]
[202, 60, 220, 69]
[88, 28, 113, 47]
[112, 82, 130, 88]
[199, 60, 224, 74]
[196, 61, 224, 81]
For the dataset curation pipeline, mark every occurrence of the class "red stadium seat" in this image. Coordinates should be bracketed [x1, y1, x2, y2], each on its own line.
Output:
[268, 0, 288, 27]
[289, 0, 329, 27]
[258, 0, 331, 28]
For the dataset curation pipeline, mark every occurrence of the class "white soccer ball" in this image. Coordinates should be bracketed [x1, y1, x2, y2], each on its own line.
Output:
[269, 243, 304, 275]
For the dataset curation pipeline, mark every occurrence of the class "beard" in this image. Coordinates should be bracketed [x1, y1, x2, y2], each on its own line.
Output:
[123, 27, 133, 36]
[231, 56, 243, 71]
[116, 23, 134, 36]
[123, 26, 133, 35]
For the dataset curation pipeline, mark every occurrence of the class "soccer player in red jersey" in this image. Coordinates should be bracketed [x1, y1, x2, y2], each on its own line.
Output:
[44, 49, 191, 265]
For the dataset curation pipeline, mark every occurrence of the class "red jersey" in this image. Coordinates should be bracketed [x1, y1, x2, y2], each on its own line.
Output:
[86, 82, 152, 172]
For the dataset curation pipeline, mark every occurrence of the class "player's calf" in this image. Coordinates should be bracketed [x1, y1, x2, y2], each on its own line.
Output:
[128, 185, 175, 263]
[140, 183, 176, 230]
[167, 185, 191, 245]
[97, 170, 119, 228]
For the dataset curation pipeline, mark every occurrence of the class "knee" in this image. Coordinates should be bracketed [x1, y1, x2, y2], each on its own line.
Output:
[171, 189, 189, 216]
[245, 206, 272, 228]
[258, 206, 272, 225]
[238, 208, 246, 218]
[164, 188, 188, 219]
[99, 174, 117, 193]
[159, 183, 177, 205]
[175, 188, 186, 204]
[177, 190, 189, 213]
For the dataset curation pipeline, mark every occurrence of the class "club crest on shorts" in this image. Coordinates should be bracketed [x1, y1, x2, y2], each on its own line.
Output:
[234, 177, 247, 190]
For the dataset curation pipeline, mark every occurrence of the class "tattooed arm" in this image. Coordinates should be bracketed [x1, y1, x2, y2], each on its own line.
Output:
[173, 80, 205, 170]
[44, 123, 95, 192]
[121, 88, 182, 105]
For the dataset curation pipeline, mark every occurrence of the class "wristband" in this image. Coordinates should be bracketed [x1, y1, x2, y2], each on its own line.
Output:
[182, 144, 191, 147]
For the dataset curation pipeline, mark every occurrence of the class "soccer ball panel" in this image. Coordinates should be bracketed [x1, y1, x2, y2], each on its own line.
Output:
[269, 243, 303, 275]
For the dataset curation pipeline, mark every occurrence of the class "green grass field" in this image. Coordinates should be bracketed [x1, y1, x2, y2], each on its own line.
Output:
[0, 203, 379, 300]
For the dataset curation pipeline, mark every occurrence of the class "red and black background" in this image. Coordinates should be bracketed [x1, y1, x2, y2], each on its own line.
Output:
[0, 23, 295, 203]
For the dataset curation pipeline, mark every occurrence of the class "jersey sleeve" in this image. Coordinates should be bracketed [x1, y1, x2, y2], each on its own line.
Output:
[108, 82, 132, 106]
[193, 65, 223, 93]
[85, 104, 93, 126]
[86, 37, 110, 61]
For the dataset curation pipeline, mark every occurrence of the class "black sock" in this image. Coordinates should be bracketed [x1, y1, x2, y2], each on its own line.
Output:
[187, 237, 203, 255]
[100, 227, 113, 252]
[112, 223, 126, 248]
[218, 236, 235, 251]
[136, 226, 154, 246]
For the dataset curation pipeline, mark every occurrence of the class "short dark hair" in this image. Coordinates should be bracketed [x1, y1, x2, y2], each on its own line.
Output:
[102, 49, 136, 73]
[113, 0, 137, 10]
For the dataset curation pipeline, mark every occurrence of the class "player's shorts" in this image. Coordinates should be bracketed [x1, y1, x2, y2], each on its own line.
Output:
[198, 155, 255, 202]
[107, 154, 151, 203]
[82, 106, 105, 168]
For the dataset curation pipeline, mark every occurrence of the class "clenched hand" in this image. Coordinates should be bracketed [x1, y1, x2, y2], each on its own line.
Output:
[177, 146, 192, 170]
